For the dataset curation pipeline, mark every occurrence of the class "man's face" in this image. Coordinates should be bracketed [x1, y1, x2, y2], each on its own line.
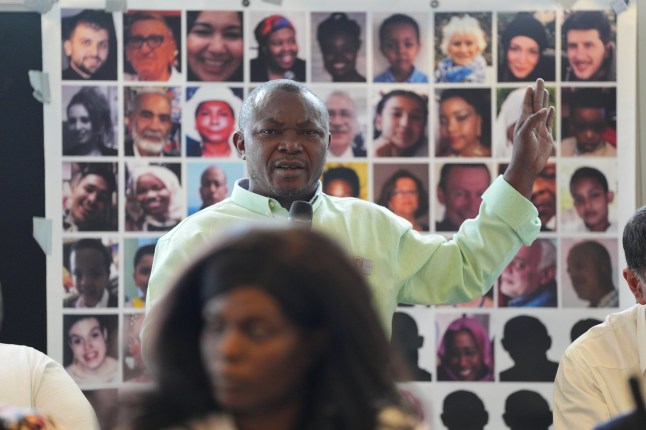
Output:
[500, 243, 543, 298]
[571, 177, 613, 232]
[70, 174, 110, 227]
[566, 29, 609, 80]
[326, 93, 358, 156]
[531, 167, 556, 226]
[64, 23, 109, 77]
[200, 167, 228, 206]
[567, 247, 604, 302]
[437, 166, 490, 229]
[571, 107, 608, 153]
[234, 88, 330, 207]
[321, 32, 359, 81]
[126, 19, 177, 81]
[71, 248, 109, 307]
[130, 93, 172, 156]
[132, 253, 153, 296]
[264, 27, 298, 72]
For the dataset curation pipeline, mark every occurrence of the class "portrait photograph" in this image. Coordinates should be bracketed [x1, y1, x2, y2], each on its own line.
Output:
[187, 160, 244, 215]
[122, 237, 159, 308]
[122, 312, 150, 383]
[434, 12, 492, 84]
[322, 161, 368, 200]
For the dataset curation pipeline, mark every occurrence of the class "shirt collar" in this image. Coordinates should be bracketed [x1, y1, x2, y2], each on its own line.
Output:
[231, 179, 323, 217]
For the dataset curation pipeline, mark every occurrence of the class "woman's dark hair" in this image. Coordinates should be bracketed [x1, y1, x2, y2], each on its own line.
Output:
[67, 87, 114, 146]
[499, 13, 554, 82]
[130, 227, 405, 430]
[377, 169, 429, 218]
[62, 314, 115, 366]
[316, 12, 361, 50]
[439, 88, 491, 149]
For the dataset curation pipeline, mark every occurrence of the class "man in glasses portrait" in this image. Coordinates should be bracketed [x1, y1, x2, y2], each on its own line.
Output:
[124, 11, 182, 82]
[561, 87, 616, 157]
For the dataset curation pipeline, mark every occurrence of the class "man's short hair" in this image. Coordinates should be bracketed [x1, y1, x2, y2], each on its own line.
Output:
[322, 166, 360, 198]
[71, 239, 112, 274]
[563, 11, 611, 45]
[622, 206, 646, 276]
[569, 88, 609, 114]
[72, 163, 117, 195]
[570, 240, 613, 281]
[125, 12, 172, 36]
[569, 166, 608, 193]
[438, 163, 490, 192]
[131, 88, 172, 115]
[64, 10, 113, 40]
[238, 79, 328, 133]
[379, 14, 420, 44]
[134, 244, 156, 267]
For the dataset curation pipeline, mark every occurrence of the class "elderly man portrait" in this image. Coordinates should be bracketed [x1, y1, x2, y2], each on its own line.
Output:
[324, 90, 366, 158]
[498, 238, 557, 307]
[124, 11, 182, 82]
[125, 89, 178, 157]
[140, 78, 555, 361]
[62, 9, 116, 81]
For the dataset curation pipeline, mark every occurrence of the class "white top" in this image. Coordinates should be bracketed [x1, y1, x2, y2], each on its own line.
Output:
[553, 304, 646, 429]
[0, 343, 99, 430]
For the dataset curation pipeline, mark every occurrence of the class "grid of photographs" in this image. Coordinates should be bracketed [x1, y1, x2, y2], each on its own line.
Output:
[57, 6, 627, 429]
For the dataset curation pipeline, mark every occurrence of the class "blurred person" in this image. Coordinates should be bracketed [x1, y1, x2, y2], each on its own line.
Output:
[325, 91, 366, 158]
[63, 87, 117, 156]
[185, 86, 242, 157]
[125, 90, 175, 157]
[64, 239, 118, 308]
[498, 13, 555, 82]
[377, 169, 429, 232]
[124, 12, 181, 82]
[503, 390, 552, 430]
[123, 313, 150, 383]
[562, 11, 615, 81]
[562, 88, 616, 157]
[499, 239, 557, 307]
[437, 88, 491, 157]
[566, 166, 616, 232]
[555, 207, 646, 428]
[63, 164, 116, 232]
[391, 312, 432, 381]
[436, 163, 491, 232]
[199, 165, 228, 209]
[374, 14, 428, 83]
[435, 14, 487, 83]
[126, 244, 155, 308]
[126, 165, 184, 232]
[0, 342, 98, 429]
[142, 78, 555, 362]
[62, 10, 116, 80]
[322, 166, 360, 198]
[499, 315, 559, 381]
[441, 390, 488, 430]
[374, 90, 428, 157]
[316, 13, 366, 82]
[186, 11, 243, 82]
[64, 315, 118, 384]
[566, 240, 618, 307]
[122, 228, 421, 430]
[437, 316, 494, 381]
[250, 15, 305, 82]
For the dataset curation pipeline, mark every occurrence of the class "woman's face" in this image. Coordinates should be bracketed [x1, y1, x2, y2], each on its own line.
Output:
[67, 104, 93, 145]
[187, 11, 243, 81]
[440, 96, 482, 154]
[321, 32, 359, 80]
[447, 33, 480, 66]
[68, 318, 108, 371]
[447, 329, 483, 381]
[388, 177, 419, 219]
[200, 286, 317, 414]
[195, 101, 236, 144]
[136, 173, 171, 218]
[265, 27, 298, 72]
[376, 95, 426, 149]
[506, 35, 540, 79]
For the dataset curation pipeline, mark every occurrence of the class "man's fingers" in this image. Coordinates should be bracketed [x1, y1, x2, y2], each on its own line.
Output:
[518, 108, 548, 136]
[520, 85, 535, 120]
[543, 88, 549, 110]
[545, 106, 555, 133]
[533, 79, 545, 113]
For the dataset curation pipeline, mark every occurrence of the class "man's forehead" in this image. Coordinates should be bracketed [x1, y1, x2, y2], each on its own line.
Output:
[567, 28, 603, 42]
[73, 23, 109, 40]
[130, 19, 171, 36]
[137, 93, 171, 111]
[253, 89, 325, 122]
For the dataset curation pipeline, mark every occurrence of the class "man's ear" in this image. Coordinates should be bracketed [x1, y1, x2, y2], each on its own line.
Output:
[624, 268, 646, 304]
[437, 185, 446, 205]
[607, 190, 615, 204]
[539, 266, 556, 286]
[604, 42, 612, 59]
[375, 114, 382, 133]
[327, 132, 331, 150]
[63, 40, 72, 57]
[233, 130, 246, 158]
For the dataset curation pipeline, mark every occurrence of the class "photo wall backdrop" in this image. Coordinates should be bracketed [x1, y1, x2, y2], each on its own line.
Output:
[42, 1, 637, 428]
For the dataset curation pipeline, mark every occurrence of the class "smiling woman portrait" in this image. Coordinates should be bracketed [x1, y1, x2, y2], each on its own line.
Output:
[64, 314, 118, 385]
